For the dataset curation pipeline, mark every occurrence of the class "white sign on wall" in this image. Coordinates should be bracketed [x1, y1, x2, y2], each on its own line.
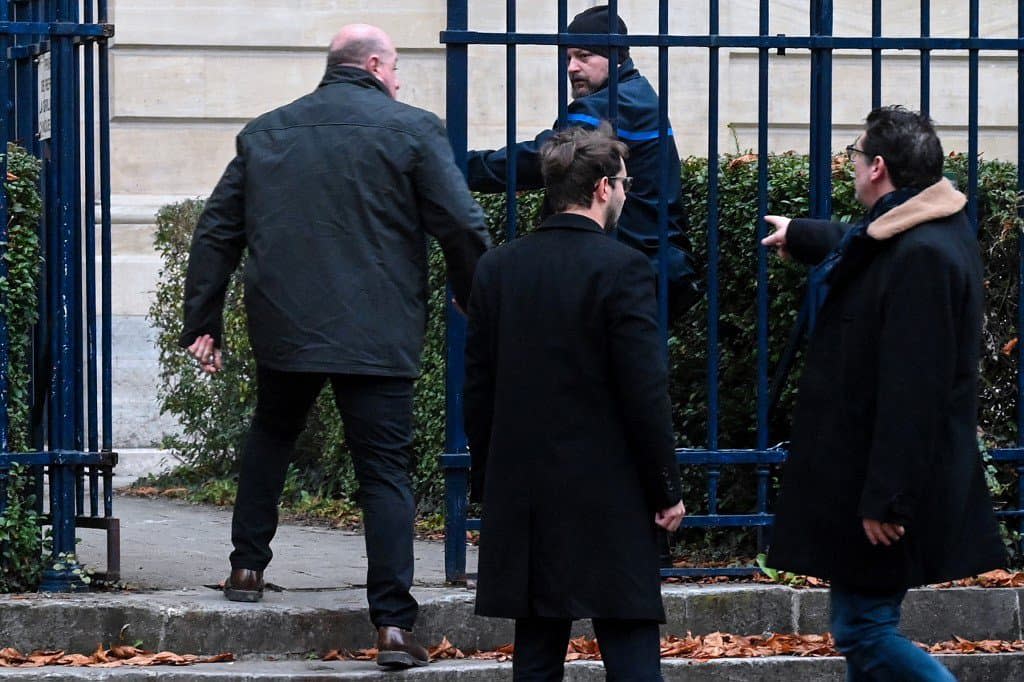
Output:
[37, 52, 51, 141]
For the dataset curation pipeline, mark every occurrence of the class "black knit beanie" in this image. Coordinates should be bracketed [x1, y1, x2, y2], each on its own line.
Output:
[567, 5, 630, 64]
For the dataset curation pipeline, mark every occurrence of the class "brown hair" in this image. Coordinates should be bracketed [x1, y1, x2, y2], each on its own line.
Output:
[539, 123, 628, 212]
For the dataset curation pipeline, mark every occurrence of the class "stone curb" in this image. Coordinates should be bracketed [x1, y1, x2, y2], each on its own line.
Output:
[0, 654, 1021, 680]
[0, 585, 1020, 657]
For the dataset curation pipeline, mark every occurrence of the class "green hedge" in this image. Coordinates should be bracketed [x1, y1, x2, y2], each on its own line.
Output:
[150, 152, 1024, 550]
[0, 144, 46, 591]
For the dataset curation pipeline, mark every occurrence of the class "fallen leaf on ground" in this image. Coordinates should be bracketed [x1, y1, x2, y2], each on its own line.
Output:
[0, 646, 234, 668]
[429, 636, 465, 660]
[323, 633, 1024, 663]
[935, 570, 1024, 588]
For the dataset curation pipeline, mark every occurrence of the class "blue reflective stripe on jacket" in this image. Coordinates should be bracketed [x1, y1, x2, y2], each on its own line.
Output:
[565, 112, 674, 141]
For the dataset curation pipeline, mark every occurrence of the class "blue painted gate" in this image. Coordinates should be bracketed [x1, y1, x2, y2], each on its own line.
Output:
[0, 0, 116, 590]
[440, 1, 1024, 583]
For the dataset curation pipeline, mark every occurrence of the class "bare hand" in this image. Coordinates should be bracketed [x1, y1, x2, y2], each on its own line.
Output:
[862, 518, 905, 547]
[761, 215, 792, 259]
[187, 334, 223, 374]
[655, 500, 686, 533]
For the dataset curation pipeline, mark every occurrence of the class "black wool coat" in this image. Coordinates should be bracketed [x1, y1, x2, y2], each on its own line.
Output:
[179, 66, 490, 376]
[768, 180, 1006, 592]
[464, 213, 683, 621]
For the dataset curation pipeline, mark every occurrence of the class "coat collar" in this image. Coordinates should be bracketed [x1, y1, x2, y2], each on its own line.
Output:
[866, 178, 966, 240]
[537, 212, 607, 234]
[318, 64, 391, 97]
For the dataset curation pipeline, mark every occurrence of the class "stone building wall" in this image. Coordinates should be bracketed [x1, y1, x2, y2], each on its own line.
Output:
[106, 0, 1019, 446]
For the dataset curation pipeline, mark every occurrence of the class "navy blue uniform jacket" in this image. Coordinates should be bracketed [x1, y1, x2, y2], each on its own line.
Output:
[466, 59, 697, 307]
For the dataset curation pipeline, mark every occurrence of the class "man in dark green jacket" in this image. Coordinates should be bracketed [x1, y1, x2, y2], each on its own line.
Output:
[180, 24, 490, 670]
[763, 106, 1005, 681]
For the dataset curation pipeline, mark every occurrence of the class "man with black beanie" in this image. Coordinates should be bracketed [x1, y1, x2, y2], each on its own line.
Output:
[467, 5, 699, 320]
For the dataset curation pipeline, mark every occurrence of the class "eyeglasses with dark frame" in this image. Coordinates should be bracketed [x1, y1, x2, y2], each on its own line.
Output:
[845, 144, 866, 158]
[606, 175, 634, 192]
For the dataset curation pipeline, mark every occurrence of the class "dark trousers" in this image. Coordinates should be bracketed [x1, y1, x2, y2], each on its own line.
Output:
[513, 617, 663, 681]
[230, 366, 418, 630]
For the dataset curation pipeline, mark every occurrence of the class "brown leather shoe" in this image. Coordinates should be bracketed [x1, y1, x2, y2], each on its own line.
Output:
[223, 568, 264, 602]
[376, 626, 429, 669]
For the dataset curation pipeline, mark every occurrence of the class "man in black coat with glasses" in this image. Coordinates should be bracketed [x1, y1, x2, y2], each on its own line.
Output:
[465, 124, 686, 680]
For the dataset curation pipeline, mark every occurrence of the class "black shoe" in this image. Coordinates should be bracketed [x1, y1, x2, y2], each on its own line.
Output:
[223, 568, 264, 602]
[376, 626, 429, 669]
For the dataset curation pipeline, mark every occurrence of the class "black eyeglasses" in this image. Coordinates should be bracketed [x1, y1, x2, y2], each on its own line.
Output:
[845, 144, 866, 158]
[607, 175, 634, 192]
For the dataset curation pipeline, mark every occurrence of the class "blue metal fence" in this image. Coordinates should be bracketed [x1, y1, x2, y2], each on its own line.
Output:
[440, 1, 1024, 584]
[1, 0, 116, 590]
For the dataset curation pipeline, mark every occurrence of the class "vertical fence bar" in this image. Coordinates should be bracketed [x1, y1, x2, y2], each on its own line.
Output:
[556, 1, 567, 125]
[38, 0, 86, 591]
[655, 1, 669, 336]
[71, 6, 83, 454]
[870, 0, 881, 109]
[1017, 0, 1024, 554]
[919, 0, 930, 114]
[503, 0, 517, 241]
[705, 0, 721, 510]
[98, 0, 112, 451]
[754, 0, 771, 550]
[606, 0, 618, 125]
[0, 0, 13, 455]
[966, 0, 979, 228]
[13, 1, 37, 154]
[808, 1, 833, 219]
[443, 0, 470, 584]
[84, 0, 98, 457]
[31, 0, 48, 454]
[83, 0, 99, 515]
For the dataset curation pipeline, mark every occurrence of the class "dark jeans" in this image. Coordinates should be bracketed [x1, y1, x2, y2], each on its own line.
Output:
[830, 587, 956, 681]
[513, 617, 663, 681]
[230, 366, 418, 630]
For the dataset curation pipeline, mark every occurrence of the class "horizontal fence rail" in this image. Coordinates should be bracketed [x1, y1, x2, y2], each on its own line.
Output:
[441, 1, 1024, 584]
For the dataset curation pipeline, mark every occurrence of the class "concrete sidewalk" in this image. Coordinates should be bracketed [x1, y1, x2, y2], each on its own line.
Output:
[74, 492, 478, 591]
[6, 489, 1024, 680]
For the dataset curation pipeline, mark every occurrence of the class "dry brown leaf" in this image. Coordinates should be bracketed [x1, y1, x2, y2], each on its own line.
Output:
[428, 636, 465, 660]
[935, 570, 1024, 589]
[109, 646, 142, 659]
[728, 154, 758, 170]
[324, 647, 377, 661]
[161, 487, 188, 497]
[91, 644, 109, 664]
[1003, 338, 1019, 356]
[27, 651, 64, 667]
